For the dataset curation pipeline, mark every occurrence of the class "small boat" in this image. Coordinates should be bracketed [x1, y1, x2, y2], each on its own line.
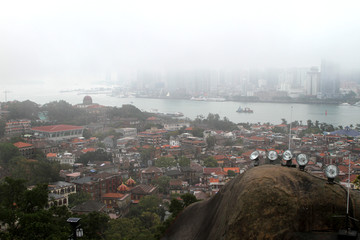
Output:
[236, 106, 253, 113]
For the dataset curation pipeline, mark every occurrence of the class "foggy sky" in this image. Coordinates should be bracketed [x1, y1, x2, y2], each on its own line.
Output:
[1, 0, 360, 87]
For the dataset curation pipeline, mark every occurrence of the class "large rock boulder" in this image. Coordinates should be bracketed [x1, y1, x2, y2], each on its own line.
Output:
[162, 165, 360, 240]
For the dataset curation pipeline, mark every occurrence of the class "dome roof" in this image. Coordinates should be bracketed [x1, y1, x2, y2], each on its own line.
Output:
[117, 183, 129, 192]
[125, 177, 136, 186]
[83, 95, 93, 105]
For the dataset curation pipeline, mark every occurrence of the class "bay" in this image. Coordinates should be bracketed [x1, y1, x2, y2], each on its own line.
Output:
[9, 86, 360, 127]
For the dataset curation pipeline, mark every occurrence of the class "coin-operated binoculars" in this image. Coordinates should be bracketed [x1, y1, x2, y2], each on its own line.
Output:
[250, 151, 260, 166]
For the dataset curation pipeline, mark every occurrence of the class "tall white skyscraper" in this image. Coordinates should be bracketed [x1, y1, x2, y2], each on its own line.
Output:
[306, 67, 320, 96]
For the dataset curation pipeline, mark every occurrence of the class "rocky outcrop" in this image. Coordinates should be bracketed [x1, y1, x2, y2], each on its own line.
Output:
[162, 165, 360, 240]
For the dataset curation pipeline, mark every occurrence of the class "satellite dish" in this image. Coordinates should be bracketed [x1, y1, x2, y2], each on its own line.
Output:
[325, 165, 338, 183]
[268, 151, 278, 162]
[296, 153, 308, 171]
[250, 151, 259, 161]
[250, 151, 260, 166]
[282, 150, 293, 161]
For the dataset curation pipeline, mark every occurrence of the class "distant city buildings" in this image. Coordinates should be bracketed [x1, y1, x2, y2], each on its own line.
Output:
[108, 59, 358, 100]
[306, 67, 320, 96]
[319, 60, 340, 98]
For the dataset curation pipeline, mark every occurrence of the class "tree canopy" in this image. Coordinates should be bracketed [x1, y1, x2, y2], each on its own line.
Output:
[77, 149, 113, 165]
[0, 178, 70, 240]
[155, 157, 176, 168]
[203, 156, 218, 167]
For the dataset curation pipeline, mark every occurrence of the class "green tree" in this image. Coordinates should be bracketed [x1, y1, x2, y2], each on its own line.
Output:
[9, 158, 62, 186]
[203, 156, 218, 167]
[80, 211, 110, 240]
[178, 156, 190, 167]
[272, 126, 286, 134]
[83, 128, 92, 139]
[7, 100, 40, 120]
[155, 157, 176, 168]
[105, 217, 155, 240]
[138, 195, 161, 214]
[169, 193, 199, 218]
[191, 127, 204, 138]
[227, 170, 236, 177]
[140, 147, 155, 165]
[169, 198, 183, 217]
[0, 178, 70, 240]
[181, 193, 198, 207]
[152, 175, 171, 194]
[41, 100, 93, 125]
[0, 142, 20, 166]
[307, 119, 313, 128]
[0, 119, 6, 137]
[68, 192, 92, 208]
[77, 149, 113, 165]
[353, 175, 360, 189]
[139, 211, 161, 230]
[206, 136, 216, 149]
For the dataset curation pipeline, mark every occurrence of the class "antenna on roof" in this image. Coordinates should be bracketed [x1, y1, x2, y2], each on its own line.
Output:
[288, 106, 293, 150]
[337, 154, 359, 238]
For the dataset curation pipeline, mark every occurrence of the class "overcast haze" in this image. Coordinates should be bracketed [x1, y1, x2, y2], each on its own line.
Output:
[1, 0, 360, 91]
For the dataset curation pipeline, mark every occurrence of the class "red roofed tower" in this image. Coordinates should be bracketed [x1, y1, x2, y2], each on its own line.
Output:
[125, 177, 136, 187]
[117, 183, 129, 193]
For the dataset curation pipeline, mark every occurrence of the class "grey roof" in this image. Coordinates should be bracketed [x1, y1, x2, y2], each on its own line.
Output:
[71, 176, 93, 184]
[49, 181, 74, 187]
[131, 184, 157, 195]
[328, 127, 360, 137]
[48, 193, 64, 200]
[71, 200, 106, 213]
[165, 169, 183, 176]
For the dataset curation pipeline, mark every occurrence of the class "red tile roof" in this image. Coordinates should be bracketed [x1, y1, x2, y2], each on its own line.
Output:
[247, 136, 265, 141]
[146, 117, 158, 121]
[203, 167, 223, 175]
[31, 124, 83, 132]
[13, 142, 33, 148]
[46, 153, 57, 158]
[82, 148, 96, 153]
[102, 193, 125, 198]
[209, 177, 219, 183]
[223, 167, 240, 174]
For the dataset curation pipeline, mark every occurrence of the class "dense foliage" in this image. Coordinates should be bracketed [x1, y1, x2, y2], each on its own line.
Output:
[77, 149, 113, 165]
[0, 178, 71, 240]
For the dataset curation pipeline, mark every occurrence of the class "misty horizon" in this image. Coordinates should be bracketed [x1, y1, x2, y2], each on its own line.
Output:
[1, 0, 360, 89]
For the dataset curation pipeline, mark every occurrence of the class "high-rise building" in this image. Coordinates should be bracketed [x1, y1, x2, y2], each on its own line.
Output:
[306, 67, 320, 96]
[320, 60, 340, 98]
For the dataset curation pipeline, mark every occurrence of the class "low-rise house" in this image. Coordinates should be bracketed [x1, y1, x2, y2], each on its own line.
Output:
[72, 173, 122, 201]
[101, 193, 131, 217]
[141, 166, 163, 184]
[169, 179, 189, 195]
[116, 128, 137, 137]
[71, 200, 106, 215]
[165, 169, 183, 179]
[31, 124, 84, 141]
[47, 152, 76, 165]
[130, 184, 158, 202]
[5, 119, 31, 136]
[13, 142, 34, 159]
[47, 181, 76, 208]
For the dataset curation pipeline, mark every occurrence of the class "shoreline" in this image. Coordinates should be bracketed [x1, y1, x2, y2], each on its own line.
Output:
[131, 96, 350, 105]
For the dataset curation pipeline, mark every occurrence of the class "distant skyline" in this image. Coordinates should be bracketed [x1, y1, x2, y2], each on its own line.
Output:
[1, 0, 360, 91]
